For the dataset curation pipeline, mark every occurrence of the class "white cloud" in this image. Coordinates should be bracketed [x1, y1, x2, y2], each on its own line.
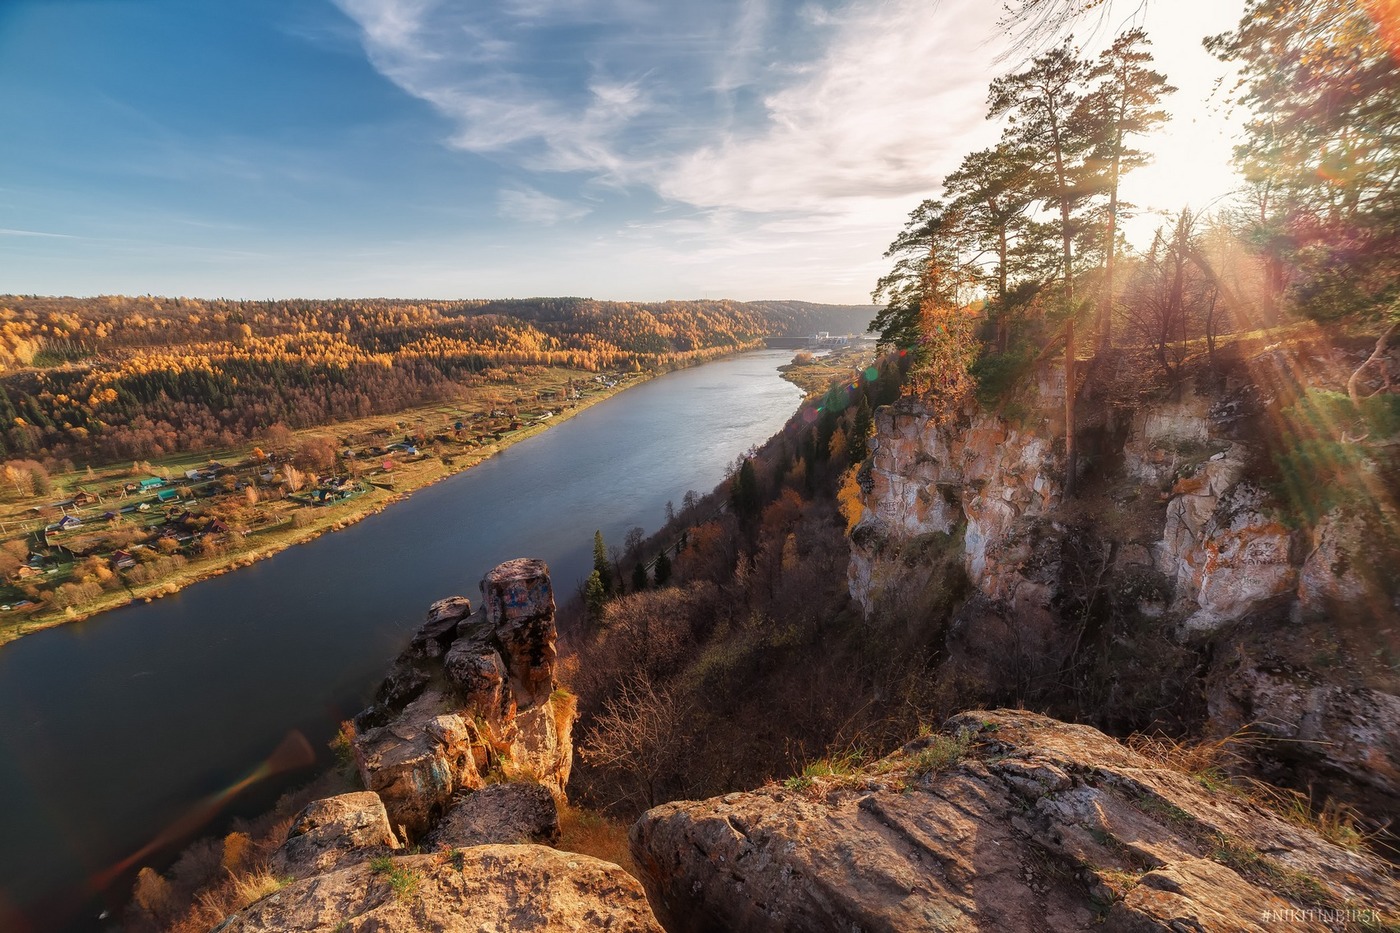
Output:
[498, 186, 592, 225]
[0, 227, 75, 238]
[330, 0, 1245, 300]
[334, 0, 1006, 209]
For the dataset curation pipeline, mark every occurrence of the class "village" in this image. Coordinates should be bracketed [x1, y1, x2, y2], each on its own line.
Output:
[0, 370, 630, 635]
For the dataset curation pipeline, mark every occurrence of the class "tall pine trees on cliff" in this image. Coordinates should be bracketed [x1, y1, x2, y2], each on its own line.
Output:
[942, 143, 1047, 350]
[989, 42, 1096, 494]
[871, 200, 982, 402]
[873, 29, 1172, 495]
[1082, 29, 1174, 350]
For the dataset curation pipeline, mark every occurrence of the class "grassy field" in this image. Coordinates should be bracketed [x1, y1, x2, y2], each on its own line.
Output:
[0, 365, 653, 647]
[777, 345, 879, 399]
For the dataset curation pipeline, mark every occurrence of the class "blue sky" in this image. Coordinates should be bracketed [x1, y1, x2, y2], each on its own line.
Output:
[0, 0, 1244, 302]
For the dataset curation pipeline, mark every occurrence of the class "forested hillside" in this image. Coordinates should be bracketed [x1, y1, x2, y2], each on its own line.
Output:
[0, 296, 869, 467]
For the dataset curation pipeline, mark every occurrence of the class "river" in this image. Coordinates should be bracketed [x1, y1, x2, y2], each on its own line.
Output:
[0, 350, 805, 932]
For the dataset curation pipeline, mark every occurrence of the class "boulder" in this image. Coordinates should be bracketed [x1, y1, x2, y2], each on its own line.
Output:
[353, 690, 484, 837]
[632, 710, 1399, 933]
[407, 596, 474, 660]
[213, 845, 663, 933]
[353, 558, 571, 836]
[481, 558, 557, 706]
[509, 694, 574, 796]
[423, 783, 560, 849]
[1209, 656, 1400, 813]
[270, 792, 400, 880]
[443, 639, 509, 720]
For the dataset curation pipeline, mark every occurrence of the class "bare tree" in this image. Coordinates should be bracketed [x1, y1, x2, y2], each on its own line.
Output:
[1123, 209, 1215, 380]
[580, 672, 695, 810]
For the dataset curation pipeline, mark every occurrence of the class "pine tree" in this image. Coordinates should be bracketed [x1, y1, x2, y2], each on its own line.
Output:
[632, 560, 648, 592]
[584, 570, 607, 621]
[1081, 28, 1174, 351]
[988, 41, 1096, 496]
[592, 529, 612, 594]
[847, 394, 874, 464]
[654, 549, 672, 586]
[731, 458, 760, 518]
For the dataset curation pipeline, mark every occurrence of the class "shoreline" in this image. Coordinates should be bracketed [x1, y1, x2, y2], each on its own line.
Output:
[0, 352, 756, 649]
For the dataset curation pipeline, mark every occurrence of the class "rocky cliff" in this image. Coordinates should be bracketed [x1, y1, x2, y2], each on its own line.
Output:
[214, 558, 664, 932]
[632, 710, 1400, 932]
[847, 343, 1400, 822]
[351, 557, 574, 837]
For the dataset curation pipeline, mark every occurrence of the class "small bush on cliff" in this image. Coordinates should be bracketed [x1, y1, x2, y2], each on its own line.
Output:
[1271, 389, 1400, 527]
[908, 730, 972, 778]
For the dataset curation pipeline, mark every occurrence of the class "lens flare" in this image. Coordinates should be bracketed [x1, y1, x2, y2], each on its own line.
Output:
[88, 731, 315, 894]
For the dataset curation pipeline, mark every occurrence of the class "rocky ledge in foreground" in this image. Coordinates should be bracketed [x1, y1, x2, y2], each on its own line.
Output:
[216, 844, 662, 933]
[632, 710, 1400, 933]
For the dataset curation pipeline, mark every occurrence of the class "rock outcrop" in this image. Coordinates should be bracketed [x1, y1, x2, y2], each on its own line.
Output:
[212, 560, 666, 933]
[271, 792, 400, 880]
[215, 845, 663, 933]
[632, 710, 1400, 933]
[351, 558, 573, 837]
[423, 782, 560, 850]
[850, 371, 1309, 636]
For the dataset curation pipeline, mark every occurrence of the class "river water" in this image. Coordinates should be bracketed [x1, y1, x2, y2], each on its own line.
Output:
[0, 350, 804, 931]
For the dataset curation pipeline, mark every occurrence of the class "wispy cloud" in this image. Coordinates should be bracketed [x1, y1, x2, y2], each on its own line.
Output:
[320, 0, 1240, 300]
[0, 227, 75, 239]
[332, 0, 1006, 213]
[498, 186, 592, 225]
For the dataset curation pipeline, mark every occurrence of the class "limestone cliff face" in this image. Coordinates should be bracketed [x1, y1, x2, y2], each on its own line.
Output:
[848, 349, 1399, 818]
[631, 710, 1400, 933]
[851, 374, 1302, 636]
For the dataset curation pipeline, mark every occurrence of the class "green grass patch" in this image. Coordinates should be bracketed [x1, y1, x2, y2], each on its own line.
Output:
[1210, 833, 1334, 909]
[369, 856, 420, 903]
[908, 730, 972, 778]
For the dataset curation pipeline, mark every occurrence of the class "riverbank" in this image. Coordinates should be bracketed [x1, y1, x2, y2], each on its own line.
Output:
[0, 357, 711, 648]
[776, 344, 879, 398]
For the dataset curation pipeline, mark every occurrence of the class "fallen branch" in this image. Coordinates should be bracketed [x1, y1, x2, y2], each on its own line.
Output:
[1347, 321, 1396, 407]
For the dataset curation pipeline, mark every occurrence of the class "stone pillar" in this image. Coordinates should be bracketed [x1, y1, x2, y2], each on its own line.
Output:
[481, 558, 557, 707]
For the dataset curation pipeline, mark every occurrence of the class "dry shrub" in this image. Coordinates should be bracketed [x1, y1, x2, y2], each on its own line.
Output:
[162, 869, 286, 933]
[126, 770, 338, 931]
[550, 688, 577, 748]
[220, 832, 252, 873]
[556, 804, 638, 878]
[132, 867, 174, 919]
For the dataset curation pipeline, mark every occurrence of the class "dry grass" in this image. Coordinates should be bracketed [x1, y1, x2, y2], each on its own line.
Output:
[550, 687, 578, 748]
[556, 803, 638, 878]
[1125, 728, 1257, 791]
[1250, 783, 1375, 853]
[162, 867, 289, 933]
[1127, 728, 1378, 853]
